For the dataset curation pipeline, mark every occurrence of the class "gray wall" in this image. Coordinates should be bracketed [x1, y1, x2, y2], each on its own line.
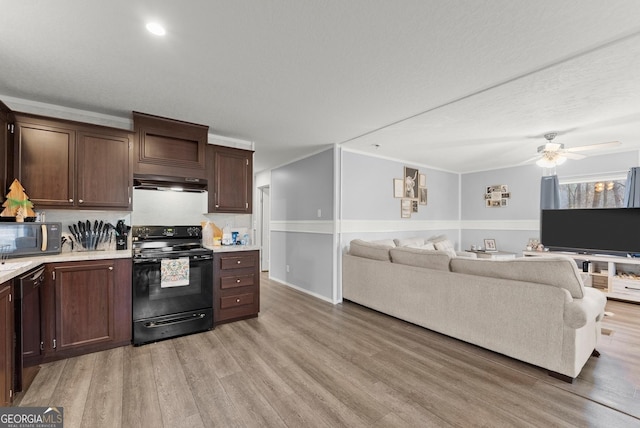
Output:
[270, 148, 335, 301]
[341, 150, 460, 248]
[460, 150, 639, 254]
[271, 148, 334, 221]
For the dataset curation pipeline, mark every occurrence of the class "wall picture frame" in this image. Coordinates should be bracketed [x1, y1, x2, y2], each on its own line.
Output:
[404, 166, 419, 199]
[419, 188, 427, 205]
[484, 239, 497, 252]
[393, 178, 404, 198]
[401, 199, 412, 218]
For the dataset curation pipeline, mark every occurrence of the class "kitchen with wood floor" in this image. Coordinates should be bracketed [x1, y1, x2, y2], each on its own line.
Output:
[0, 102, 259, 412]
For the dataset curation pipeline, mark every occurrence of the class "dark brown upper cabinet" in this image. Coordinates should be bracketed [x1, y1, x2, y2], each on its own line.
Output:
[207, 145, 253, 213]
[133, 112, 208, 179]
[0, 101, 11, 195]
[13, 113, 133, 210]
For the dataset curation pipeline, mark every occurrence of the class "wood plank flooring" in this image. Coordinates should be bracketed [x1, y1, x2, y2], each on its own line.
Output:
[15, 273, 640, 427]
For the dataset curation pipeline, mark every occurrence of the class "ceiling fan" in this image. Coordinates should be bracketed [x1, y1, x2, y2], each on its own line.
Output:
[532, 132, 621, 167]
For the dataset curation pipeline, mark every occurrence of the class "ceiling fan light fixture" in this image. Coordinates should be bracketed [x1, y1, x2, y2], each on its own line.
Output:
[555, 155, 567, 165]
[536, 157, 556, 168]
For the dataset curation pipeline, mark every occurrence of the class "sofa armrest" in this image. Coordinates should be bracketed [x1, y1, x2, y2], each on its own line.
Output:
[563, 287, 607, 329]
[455, 251, 478, 259]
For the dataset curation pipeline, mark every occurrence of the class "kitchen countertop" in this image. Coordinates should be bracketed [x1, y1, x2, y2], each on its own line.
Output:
[0, 249, 132, 283]
[203, 245, 260, 253]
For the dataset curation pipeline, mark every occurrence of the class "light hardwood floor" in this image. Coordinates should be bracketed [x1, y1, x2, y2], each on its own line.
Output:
[16, 273, 640, 427]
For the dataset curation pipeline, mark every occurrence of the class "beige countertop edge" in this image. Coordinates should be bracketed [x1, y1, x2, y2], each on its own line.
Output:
[0, 250, 132, 283]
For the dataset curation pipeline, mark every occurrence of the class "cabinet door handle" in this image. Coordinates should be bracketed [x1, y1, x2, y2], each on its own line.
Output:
[108, 266, 113, 270]
[68, 198, 74, 203]
[78, 199, 84, 203]
[40, 341, 44, 351]
[52, 339, 57, 349]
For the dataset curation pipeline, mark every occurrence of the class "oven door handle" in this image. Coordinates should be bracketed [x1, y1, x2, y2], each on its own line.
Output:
[143, 312, 207, 328]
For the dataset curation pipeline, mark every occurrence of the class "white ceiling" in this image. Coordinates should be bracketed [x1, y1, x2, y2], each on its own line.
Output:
[1, 1, 640, 173]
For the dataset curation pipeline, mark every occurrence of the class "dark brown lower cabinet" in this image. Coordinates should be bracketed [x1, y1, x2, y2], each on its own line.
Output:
[214, 250, 260, 324]
[38, 259, 132, 363]
[1, 281, 14, 406]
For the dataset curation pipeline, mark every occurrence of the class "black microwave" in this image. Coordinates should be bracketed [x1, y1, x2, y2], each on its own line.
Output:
[0, 222, 62, 258]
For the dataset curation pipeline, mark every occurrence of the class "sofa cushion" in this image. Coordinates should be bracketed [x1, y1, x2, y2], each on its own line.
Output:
[394, 237, 425, 247]
[450, 256, 585, 298]
[349, 239, 393, 261]
[390, 247, 452, 271]
[371, 239, 397, 247]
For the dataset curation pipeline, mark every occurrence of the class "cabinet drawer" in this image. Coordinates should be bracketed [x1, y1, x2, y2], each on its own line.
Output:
[591, 275, 609, 290]
[220, 292, 255, 309]
[220, 274, 255, 289]
[220, 255, 256, 270]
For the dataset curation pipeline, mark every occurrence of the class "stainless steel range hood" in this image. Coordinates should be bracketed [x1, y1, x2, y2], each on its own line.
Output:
[133, 174, 208, 193]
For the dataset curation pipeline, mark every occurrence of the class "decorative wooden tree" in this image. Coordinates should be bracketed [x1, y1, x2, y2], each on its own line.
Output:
[1, 179, 36, 221]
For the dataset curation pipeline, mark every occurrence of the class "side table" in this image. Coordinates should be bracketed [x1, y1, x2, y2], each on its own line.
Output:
[470, 250, 517, 260]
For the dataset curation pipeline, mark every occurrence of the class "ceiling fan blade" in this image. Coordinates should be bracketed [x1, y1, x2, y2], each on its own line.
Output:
[518, 155, 543, 165]
[561, 152, 587, 160]
[565, 141, 621, 152]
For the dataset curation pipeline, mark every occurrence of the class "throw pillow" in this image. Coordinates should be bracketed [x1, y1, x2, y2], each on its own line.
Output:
[434, 239, 454, 252]
[407, 242, 436, 251]
[394, 237, 425, 247]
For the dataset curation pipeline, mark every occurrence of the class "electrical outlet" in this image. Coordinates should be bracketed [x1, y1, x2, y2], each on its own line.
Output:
[286, 265, 290, 273]
[317, 209, 322, 218]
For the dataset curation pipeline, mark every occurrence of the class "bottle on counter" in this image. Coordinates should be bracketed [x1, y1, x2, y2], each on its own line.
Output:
[222, 223, 232, 246]
[242, 233, 250, 246]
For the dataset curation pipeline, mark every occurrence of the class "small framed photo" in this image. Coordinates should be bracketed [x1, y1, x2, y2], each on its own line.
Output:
[419, 188, 427, 205]
[393, 179, 404, 198]
[412, 200, 419, 213]
[484, 239, 497, 252]
[401, 199, 412, 218]
[419, 174, 426, 187]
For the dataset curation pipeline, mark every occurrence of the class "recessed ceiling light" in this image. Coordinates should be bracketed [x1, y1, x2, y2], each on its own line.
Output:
[146, 22, 166, 36]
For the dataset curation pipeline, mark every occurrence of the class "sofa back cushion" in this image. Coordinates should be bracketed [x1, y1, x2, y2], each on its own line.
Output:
[450, 256, 585, 298]
[390, 247, 452, 271]
[349, 239, 393, 261]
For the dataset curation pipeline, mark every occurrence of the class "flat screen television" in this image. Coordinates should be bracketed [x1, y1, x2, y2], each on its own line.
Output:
[541, 208, 640, 256]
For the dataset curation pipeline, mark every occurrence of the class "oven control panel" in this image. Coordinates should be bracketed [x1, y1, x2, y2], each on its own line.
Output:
[132, 225, 202, 240]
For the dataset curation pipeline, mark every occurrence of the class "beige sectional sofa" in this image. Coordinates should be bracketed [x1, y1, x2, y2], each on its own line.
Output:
[342, 239, 607, 381]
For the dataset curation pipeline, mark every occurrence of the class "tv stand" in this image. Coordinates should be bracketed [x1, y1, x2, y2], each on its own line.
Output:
[523, 251, 640, 303]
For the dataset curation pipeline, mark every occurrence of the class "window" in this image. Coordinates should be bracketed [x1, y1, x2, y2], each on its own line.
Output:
[559, 174, 626, 209]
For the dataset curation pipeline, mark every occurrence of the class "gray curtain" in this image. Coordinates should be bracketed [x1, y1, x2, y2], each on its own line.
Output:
[623, 167, 640, 207]
[540, 175, 560, 210]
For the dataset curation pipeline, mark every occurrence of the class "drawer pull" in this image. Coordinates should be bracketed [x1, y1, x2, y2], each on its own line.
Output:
[237, 260, 241, 264]
[236, 279, 241, 283]
[236, 298, 241, 303]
